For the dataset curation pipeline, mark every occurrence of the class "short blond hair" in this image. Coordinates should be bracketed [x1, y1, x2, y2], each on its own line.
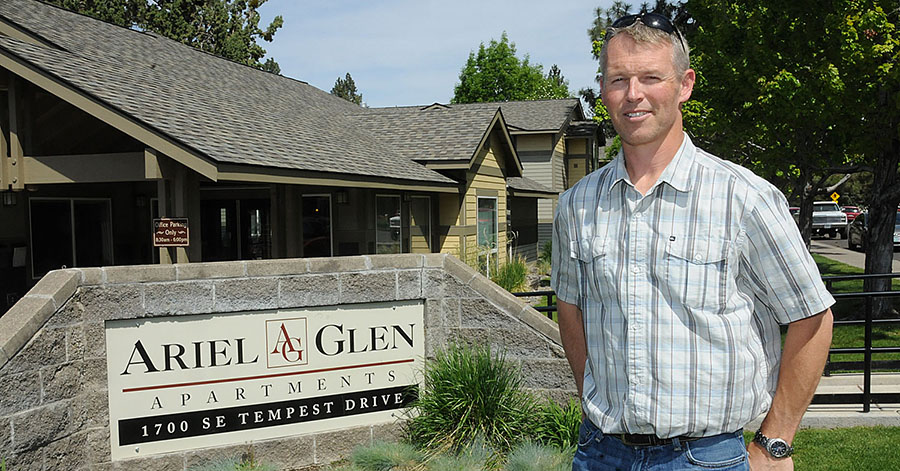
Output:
[599, 20, 690, 83]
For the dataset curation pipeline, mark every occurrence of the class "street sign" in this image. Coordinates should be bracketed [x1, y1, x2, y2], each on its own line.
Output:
[831, 192, 840, 203]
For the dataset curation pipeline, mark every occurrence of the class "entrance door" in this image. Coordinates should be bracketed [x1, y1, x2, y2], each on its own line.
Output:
[200, 199, 270, 261]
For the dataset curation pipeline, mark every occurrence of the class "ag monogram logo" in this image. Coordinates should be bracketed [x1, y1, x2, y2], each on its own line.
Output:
[265, 317, 309, 368]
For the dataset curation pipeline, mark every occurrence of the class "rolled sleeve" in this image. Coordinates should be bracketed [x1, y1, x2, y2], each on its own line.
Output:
[551, 194, 581, 308]
[741, 188, 835, 323]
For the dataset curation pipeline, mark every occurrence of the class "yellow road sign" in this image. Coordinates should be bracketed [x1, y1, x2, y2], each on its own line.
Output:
[831, 192, 840, 202]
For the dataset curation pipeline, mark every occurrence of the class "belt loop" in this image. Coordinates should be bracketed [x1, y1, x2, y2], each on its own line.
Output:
[672, 437, 682, 451]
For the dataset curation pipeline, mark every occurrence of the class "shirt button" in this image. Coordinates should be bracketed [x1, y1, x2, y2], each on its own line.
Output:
[693, 254, 702, 262]
[634, 212, 642, 219]
[632, 266, 641, 274]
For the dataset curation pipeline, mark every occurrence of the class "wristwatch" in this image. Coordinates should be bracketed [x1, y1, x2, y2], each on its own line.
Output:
[753, 429, 793, 458]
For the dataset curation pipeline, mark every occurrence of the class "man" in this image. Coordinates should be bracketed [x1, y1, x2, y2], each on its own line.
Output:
[551, 13, 834, 471]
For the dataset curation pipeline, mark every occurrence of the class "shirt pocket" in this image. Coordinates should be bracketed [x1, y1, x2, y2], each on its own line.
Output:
[570, 235, 610, 302]
[663, 236, 732, 310]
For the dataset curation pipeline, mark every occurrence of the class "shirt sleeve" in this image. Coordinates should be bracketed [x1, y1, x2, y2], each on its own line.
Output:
[551, 193, 581, 308]
[740, 186, 835, 324]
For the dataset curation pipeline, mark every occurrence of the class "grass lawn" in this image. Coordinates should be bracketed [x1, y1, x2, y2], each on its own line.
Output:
[743, 427, 900, 470]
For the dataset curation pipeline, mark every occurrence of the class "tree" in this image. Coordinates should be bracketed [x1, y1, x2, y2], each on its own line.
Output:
[330, 73, 364, 106]
[48, 0, 283, 72]
[689, 0, 899, 300]
[452, 32, 569, 103]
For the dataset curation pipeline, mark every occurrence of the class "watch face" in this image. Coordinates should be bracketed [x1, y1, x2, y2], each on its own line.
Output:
[769, 439, 790, 458]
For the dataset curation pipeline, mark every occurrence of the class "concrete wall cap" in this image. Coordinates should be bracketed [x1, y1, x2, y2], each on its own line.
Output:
[0, 295, 56, 370]
[104, 264, 177, 284]
[25, 269, 80, 310]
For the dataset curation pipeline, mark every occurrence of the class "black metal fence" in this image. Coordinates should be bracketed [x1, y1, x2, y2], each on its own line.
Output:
[514, 273, 900, 413]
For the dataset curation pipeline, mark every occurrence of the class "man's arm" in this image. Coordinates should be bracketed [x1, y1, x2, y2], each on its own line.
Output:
[748, 307, 833, 469]
[557, 299, 587, 398]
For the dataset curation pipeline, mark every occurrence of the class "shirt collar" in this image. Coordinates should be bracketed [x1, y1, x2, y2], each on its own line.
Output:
[608, 133, 696, 195]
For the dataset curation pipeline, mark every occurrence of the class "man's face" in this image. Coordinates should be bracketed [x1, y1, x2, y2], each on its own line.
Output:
[600, 34, 695, 151]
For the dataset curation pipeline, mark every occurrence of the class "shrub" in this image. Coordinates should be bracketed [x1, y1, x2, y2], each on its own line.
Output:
[503, 441, 573, 471]
[405, 343, 538, 453]
[491, 256, 528, 292]
[539, 241, 552, 265]
[350, 441, 422, 470]
[532, 399, 581, 451]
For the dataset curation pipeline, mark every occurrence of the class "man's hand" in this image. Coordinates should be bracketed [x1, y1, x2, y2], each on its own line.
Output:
[747, 441, 793, 470]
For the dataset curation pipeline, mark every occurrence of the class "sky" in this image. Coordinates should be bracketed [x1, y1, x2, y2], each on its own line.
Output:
[256, 0, 616, 109]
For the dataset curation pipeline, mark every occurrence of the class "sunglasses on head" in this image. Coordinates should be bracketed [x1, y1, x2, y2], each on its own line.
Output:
[609, 13, 686, 49]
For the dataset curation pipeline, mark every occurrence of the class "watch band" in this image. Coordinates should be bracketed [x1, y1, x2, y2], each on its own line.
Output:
[753, 429, 794, 458]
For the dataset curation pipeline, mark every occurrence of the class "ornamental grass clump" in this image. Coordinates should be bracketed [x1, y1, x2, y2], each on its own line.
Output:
[503, 441, 573, 471]
[532, 398, 581, 451]
[405, 343, 538, 454]
[491, 256, 529, 292]
[349, 441, 423, 470]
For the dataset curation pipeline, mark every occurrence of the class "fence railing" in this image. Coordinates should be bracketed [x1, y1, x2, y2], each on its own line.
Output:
[514, 273, 900, 413]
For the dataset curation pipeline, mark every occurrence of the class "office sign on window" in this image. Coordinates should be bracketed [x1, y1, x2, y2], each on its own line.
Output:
[105, 301, 424, 461]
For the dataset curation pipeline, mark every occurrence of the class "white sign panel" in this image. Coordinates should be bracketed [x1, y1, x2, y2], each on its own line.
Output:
[105, 301, 424, 461]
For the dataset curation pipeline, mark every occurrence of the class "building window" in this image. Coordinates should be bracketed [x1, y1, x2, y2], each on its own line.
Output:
[477, 197, 498, 273]
[302, 195, 332, 257]
[29, 198, 113, 278]
[375, 195, 401, 254]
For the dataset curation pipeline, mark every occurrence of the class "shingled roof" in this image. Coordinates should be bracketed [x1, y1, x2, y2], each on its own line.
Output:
[395, 99, 584, 133]
[0, 0, 457, 186]
[507, 176, 555, 195]
[358, 105, 505, 163]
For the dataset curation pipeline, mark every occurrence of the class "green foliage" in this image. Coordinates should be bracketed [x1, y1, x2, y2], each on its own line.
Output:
[331, 73, 364, 106]
[48, 0, 283, 72]
[491, 256, 528, 292]
[452, 32, 569, 103]
[349, 441, 422, 470]
[405, 343, 538, 453]
[504, 442, 573, 471]
[539, 241, 552, 265]
[532, 399, 581, 451]
[427, 438, 495, 471]
[187, 453, 275, 471]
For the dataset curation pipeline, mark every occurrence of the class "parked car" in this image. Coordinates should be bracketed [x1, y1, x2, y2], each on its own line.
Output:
[842, 205, 862, 223]
[789, 207, 800, 224]
[847, 210, 900, 251]
[812, 201, 848, 239]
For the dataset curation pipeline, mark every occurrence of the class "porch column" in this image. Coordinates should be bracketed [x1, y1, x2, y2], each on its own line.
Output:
[5, 72, 25, 191]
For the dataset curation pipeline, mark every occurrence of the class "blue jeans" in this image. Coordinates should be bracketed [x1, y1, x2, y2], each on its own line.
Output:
[572, 419, 749, 470]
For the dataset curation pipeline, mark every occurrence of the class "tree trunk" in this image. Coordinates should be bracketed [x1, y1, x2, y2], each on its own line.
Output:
[864, 134, 900, 317]
[796, 167, 814, 247]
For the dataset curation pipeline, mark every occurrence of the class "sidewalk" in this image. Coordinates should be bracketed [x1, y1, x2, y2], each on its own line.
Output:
[808, 239, 900, 272]
[748, 373, 900, 429]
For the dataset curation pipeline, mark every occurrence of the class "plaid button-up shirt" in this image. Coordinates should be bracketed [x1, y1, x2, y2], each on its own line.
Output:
[551, 135, 834, 438]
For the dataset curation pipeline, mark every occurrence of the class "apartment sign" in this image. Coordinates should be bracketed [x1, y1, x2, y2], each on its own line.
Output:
[153, 218, 189, 247]
[105, 301, 424, 461]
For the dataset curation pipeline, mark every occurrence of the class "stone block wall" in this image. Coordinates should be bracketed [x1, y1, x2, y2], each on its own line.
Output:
[0, 254, 575, 470]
